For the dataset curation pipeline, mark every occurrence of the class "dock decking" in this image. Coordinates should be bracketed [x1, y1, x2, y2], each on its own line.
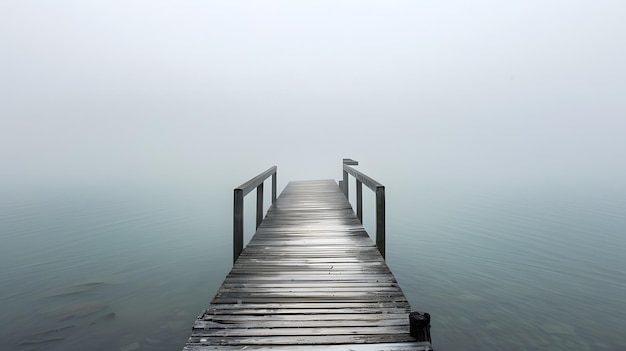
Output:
[184, 179, 432, 350]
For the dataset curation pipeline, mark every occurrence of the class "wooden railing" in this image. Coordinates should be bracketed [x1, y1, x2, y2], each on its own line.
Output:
[233, 166, 277, 263]
[340, 158, 386, 258]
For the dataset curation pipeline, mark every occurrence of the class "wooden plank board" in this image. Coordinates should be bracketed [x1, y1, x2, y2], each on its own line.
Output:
[183, 179, 431, 351]
[183, 334, 424, 351]
[186, 334, 418, 345]
[184, 342, 432, 351]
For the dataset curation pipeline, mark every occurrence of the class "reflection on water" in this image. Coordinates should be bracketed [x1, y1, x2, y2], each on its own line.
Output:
[1, 183, 625, 350]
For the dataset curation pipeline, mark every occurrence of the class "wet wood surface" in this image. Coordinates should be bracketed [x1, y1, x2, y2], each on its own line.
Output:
[184, 180, 432, 351]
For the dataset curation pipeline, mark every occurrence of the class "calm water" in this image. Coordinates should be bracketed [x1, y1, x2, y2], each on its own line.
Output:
[1, 181, 625, 350]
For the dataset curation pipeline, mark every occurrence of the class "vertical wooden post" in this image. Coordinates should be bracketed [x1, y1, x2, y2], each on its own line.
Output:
[271, 172, 277, 203]
[232, 166, 277, 265]
[342, 170, 348, 198]
[356, 180, 363, 223]
[256, 182, 264, 229]
[375, 185, 385, 259]
[409, 312, 431, 343]
[233, 189, 244, 264]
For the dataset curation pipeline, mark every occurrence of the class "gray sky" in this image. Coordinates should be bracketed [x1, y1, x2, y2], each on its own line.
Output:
[2, 1, 625, 190]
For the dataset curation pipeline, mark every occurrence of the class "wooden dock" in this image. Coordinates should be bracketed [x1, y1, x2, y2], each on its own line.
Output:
[184, 165, 432, 350]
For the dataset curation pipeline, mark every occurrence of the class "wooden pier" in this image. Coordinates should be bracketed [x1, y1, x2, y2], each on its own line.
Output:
[184, 161, 432, 350]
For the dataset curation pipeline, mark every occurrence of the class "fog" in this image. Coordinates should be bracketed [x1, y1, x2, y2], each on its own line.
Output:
[2, 1, 625, 191]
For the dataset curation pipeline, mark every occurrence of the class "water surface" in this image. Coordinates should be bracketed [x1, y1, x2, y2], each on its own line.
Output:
[1, 181, 624, 350]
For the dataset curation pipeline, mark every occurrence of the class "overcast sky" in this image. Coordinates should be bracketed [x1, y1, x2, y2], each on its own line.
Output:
[2, 1, 625, 190]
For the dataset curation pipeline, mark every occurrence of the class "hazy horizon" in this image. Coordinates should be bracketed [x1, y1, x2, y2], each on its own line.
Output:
[2, 1, 625, 190]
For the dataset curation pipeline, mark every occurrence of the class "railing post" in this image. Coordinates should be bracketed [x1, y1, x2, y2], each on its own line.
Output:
[375, 185, 385, 258]
[271, 172, 277, 203]
[256, 182, 264, 229]
[232, 166, 277, 265]
[356, 180, 363, 223]
[233, 189, 244, 263]
[342, 158, 384, 259]
[343, 170, 348, 198]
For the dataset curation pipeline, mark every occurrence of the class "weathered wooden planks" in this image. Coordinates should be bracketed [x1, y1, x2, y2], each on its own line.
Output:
[184, 179, 432, 351]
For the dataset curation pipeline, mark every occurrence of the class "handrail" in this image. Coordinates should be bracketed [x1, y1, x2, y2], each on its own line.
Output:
[341, 159, 386, 258]
[233, 166, 277, 263]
